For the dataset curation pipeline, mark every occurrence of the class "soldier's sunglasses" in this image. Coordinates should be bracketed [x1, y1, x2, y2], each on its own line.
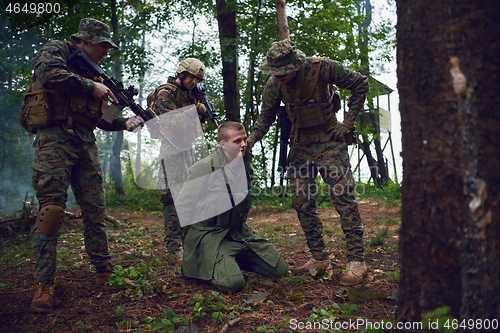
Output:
[275, 73, 288, 79]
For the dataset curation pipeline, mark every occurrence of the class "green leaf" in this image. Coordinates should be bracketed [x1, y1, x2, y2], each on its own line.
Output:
[347, 285, 388, 302]
[113, 306, 126, 317]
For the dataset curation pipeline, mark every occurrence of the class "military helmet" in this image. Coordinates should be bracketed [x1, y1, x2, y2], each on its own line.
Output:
[176, 58, 206, 80]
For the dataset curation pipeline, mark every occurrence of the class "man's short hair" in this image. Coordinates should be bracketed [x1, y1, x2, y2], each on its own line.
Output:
[218, 121, 245, 142]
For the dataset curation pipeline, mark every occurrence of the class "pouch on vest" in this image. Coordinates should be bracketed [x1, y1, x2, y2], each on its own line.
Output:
[282, 58, 342, 144]
[19, 82, 52, 134]
[68, 92, 102, 128]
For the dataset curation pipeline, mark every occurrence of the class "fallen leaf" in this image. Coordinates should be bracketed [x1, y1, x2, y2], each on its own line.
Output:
[347, 285, 388, 302]
[243, 292, 269, 305]
[271, 285, 304, 301]
[270, 285, 287, 297]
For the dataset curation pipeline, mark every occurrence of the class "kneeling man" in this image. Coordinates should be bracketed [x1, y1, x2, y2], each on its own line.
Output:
[176, 121, 288, 292]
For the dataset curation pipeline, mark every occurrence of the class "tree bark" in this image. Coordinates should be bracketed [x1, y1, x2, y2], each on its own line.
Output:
[109, 0, 125, 195]
[276, 0, 289, 40]
[396, 0, 500, 330]
[357, 0, 389, 186]
[110, 132, 124, 195]
[359, 134, 381, 186]
[242, 0, 263, 131]
[216, 0, 239, 121]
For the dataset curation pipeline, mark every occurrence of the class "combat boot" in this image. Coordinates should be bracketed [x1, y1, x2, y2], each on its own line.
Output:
[339, 261, 367, 286]
[31, 282, 55, 313]
[292, 258, 331, 275]
[95, 263, 114, 286]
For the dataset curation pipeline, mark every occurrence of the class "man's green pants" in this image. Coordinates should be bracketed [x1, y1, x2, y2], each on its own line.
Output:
[211, 238, 289, 292]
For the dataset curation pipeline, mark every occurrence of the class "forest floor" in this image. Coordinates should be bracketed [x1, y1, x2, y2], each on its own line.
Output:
[0, 198, 401, 333]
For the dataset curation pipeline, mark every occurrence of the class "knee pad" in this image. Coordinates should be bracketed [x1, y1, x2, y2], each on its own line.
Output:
[36, 202, 65, 235]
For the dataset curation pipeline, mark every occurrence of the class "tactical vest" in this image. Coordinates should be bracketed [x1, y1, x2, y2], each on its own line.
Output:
[147, 79, 200, 111]
[146, 81, 200, 142]
[20, 70, 106, 133]
[280, 57, 341, 144]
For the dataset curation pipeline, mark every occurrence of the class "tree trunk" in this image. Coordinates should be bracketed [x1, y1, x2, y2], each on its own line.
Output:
[243, 0, 262, 131]
[374, 137, 389, 184]
[110, 133, 124, 195]
[270, 126, 279, 190]
[109, 0, 125, 195]
[276, 0, 289, 40]
[396, 0, 500, 330]
[216, 0, 239, 121]
[359, 135, 381, 186]
[357, 0, 389, 187]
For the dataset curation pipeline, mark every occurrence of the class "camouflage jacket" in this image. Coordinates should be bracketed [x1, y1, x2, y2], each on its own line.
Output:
[153, 76, 194, 114]
[249, 57, 369, 144]
[152, 76, 206, 122]
[152, 77, 206, 149]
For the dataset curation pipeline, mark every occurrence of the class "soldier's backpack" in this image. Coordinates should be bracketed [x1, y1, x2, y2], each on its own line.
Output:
[19, 79, 53, 134]
[146, 83, 182, 114]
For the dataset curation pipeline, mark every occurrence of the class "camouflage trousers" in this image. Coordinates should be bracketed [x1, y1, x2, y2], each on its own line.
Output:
[158, 187, 183, 253]
[287, 140, 364, 262]
[158, 148, 194, 253]
[31, 126, 111, 284]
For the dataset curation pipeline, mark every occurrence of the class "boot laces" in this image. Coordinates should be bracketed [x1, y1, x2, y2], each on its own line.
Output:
[38, 283, 54, 296]
[97, 263, 114, 273]
[347, 261, 364, 276]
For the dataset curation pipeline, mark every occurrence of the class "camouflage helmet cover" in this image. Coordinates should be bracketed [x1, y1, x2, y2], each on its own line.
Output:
[71, 18, 119, 49]
[259, 39, 306, 76]
[176, 58, 206, 80]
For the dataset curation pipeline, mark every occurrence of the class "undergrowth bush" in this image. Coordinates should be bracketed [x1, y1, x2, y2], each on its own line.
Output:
[106, 187, 161, 212]
[105, 164, 401, 212]
[358, 180, 401, 206]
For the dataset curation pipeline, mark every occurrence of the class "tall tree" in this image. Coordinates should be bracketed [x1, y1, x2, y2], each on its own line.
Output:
[216, 0, 239, 121]
[396, 0, 500, 329]
[356, 0, 389, 187]
[109, 0, 125, 195]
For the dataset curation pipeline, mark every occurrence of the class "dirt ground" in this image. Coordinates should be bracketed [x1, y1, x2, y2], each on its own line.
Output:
[0, 198, 401, 333]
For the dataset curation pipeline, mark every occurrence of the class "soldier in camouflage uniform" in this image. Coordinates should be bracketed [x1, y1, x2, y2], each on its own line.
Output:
[149, 58, 208, 255]
[247, 39, 369, 286]
[27, 18, 144, 312]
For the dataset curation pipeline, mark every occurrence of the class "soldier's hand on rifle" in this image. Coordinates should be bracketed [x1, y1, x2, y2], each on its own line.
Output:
[196, 102, 207, 117]
[126, 116, 145, 132]
[92, 82, 118, 103]
[332, 119, 354, 141]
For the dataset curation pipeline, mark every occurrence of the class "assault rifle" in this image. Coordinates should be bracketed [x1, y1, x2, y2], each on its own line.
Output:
[277, 106, 291, 197]
[192, 85, 219, 127]
[67, 49, 177, 149]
